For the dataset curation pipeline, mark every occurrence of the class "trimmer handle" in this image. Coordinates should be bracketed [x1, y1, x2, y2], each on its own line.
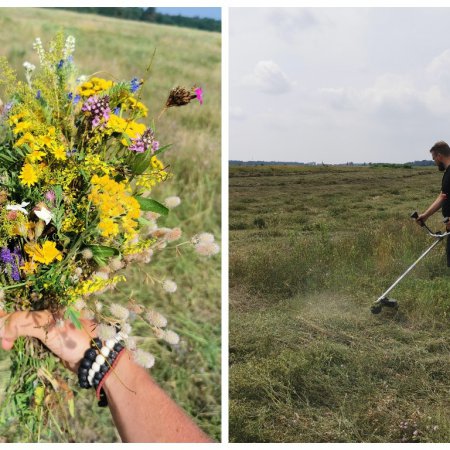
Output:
[411, 211, 424, 226]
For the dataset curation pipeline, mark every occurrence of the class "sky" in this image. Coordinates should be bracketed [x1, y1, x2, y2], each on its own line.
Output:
[230, 8, 450, 164]
[156, 7, 221, 20]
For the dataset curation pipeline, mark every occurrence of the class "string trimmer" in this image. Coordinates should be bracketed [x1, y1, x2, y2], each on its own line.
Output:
[370, 212, 450, 314]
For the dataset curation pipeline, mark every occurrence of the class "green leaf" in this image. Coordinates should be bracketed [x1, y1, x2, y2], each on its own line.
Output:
[89, 245, 120, 258]
[89, 245, 120, 267]
[153, 143, 172, 157]
[64, 307, 82, 330]
[135, 196, 169, 216]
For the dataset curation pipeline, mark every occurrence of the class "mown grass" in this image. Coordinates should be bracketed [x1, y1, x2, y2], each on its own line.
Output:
[0, 8, 220, 442]
[230, 165, 450, 443]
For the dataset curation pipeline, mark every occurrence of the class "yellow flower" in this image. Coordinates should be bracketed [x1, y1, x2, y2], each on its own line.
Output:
[19, 163, 38, 187]
[13, 121, 32, 135]
[99, 218, 120, 237]
[20, 260, 38, 274]
[51, 144, 67, 161]
[24, 241, 63, 265]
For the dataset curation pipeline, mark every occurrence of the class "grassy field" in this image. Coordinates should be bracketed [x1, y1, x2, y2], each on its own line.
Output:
[229, 164, 450, 443]
[0, 8, 221, 442]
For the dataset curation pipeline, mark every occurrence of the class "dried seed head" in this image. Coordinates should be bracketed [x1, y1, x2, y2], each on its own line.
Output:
[163, 330, 180, 345]
[195, 241, 220, 257]
[110, 303, 130, 321]
[162, 279, 177, 293]
[133, 348, 155, 369]
[166, 227, 182, 242]
[145, 310, 167, 328]
[97, 323, 116, 340]
[81, 248, 93, 260]
[165, 86, 196, 108]
[164, 196, 181, 209]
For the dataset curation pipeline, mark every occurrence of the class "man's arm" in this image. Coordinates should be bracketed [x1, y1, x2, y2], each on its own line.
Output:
[0, 310, 212, 443]
[103, 354, 212, 443]
[417, 192, 446, 223]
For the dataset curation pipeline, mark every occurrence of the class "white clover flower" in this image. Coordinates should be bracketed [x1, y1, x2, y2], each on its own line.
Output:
[110, 303, 129, 321]
[133, 349, 155, 369]
[164, 196, 181, 209]
[145, 310, 167, 328]
[162, 279, 177, 294]
[74, 267, 83, 277]
[81, 248, 93, 260]
[195, 241, 220, 257]
[95, 301, 103, 312]
[163, 330, 180, 345]
[166, 227, 182, 242]
[153, 328, 165, 339]
[97, 323, 116, 341]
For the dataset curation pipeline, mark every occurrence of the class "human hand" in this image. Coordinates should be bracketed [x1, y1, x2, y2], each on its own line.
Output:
[416, 213, 427, 226]
[0, 310, 96, 372]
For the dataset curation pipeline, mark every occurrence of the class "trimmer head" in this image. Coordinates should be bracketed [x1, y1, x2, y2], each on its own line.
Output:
[371, 297, 398, 314]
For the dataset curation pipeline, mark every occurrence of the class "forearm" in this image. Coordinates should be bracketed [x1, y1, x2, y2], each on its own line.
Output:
[422, 193, 446, 219]
[103, 351, 212, 443]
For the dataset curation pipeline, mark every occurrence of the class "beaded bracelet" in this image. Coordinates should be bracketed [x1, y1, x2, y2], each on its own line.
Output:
[77, 331, 127, 399]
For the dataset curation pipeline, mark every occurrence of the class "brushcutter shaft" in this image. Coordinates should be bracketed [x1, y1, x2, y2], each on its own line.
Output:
[377, 237, 443, 302]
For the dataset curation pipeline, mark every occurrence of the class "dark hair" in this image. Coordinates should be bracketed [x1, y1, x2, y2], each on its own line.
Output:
[430, 141, 450, 156]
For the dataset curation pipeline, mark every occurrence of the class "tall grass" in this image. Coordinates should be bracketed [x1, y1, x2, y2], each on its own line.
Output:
[230, 165, 450, 442]
[0, 8, 220, 442]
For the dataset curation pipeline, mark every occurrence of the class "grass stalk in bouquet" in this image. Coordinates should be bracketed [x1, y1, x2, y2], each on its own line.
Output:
[0, 32, 218, 442]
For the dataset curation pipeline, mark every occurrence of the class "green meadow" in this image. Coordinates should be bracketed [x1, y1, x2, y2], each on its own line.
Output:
[0, 8, 221, 442]
[230, 164, 450, 443]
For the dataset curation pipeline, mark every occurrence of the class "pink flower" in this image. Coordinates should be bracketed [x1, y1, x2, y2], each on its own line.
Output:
[195, 87, 203, 105]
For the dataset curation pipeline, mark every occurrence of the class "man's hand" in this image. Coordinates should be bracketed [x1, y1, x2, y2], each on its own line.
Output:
[0, 310, 95, 372]
[416, 213, 427, 226]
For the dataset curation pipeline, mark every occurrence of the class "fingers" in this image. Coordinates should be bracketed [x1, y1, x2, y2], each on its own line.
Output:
[0, 310, 54, 351]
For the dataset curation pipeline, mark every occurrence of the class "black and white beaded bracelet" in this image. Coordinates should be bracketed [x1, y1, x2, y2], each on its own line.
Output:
[78, 331, 127, 390]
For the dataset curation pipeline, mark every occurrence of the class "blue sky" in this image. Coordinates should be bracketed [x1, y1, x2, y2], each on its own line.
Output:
[156, 8, 221, 20]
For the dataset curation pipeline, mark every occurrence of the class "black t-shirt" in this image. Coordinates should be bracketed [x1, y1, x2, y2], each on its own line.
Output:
[442, 166, 450, 217]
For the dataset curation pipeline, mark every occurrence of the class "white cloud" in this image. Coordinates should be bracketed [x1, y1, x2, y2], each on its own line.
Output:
[230, 106, 246, 120]
[242, 60, 294, 95]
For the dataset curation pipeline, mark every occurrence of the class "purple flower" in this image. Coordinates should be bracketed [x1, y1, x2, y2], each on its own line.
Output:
[130, 78, 140, 93]
[36, 90, 41, 100]
[57, 59, 64, 69]
[66, 148, 77, 158]
[129, 128, 159, 154]
[68, 92, 73, 101]
[45, 190, 56, 203]
[195, 87, 203, 105]
[114, 106, 121, 115]
[82, 95, 111, 129]
[73, 94, 81, 105]
[1, 247, 22, 281]
[67, 55, 74, 64]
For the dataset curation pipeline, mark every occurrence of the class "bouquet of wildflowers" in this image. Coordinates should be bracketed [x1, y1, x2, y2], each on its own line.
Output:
[0, 33, 219, 441]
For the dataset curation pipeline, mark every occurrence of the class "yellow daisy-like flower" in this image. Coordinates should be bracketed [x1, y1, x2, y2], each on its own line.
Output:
[20, 260, 38, 274]
[51, 144, 67, 161]
[19, 163, 38, 187]
[98, 218, 120, 237]
[13, 121, 32, 135]
[24, 241, 63, 265]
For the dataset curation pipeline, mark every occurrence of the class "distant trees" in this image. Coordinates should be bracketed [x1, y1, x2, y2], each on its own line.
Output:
[52, 7, 220, 32]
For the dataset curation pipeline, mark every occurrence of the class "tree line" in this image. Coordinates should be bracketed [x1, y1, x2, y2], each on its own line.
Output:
[52, 7, 221, 32]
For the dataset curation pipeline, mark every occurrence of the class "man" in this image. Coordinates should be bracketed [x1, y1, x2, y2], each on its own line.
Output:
[416, 141, 450, 266]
